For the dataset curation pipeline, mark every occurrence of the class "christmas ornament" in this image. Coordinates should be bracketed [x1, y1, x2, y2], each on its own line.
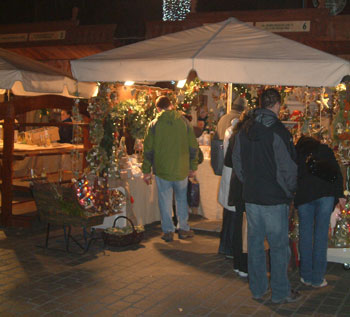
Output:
[329, 208, 350, 248]
[73, 177, 95, 210]
[108, 188, 127, 213]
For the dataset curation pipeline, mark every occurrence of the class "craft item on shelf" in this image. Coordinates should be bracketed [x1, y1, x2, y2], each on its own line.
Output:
[24, 127, 59, 146]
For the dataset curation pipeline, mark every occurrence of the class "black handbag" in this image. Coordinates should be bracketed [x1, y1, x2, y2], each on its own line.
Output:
[227, 171, 243, 206]
[210, 134, 224, 176]
[187, 177, 200, 207]
[305, 154, 337, 183]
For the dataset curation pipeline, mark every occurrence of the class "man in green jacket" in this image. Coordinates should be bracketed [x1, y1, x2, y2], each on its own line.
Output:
[142, 95, 199, 242]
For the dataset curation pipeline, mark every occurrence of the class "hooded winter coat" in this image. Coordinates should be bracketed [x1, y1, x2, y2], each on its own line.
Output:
[232, 108, 297, 205]
[142, 109, 199, 181]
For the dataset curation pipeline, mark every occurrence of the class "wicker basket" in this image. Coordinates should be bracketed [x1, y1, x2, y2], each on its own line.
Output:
[31, 182, 104, 227]
[102, 216, 144, 247]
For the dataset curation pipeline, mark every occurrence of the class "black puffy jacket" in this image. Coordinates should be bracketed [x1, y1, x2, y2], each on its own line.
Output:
[294, 136, 344, 207]
[232, 108, 297, 205]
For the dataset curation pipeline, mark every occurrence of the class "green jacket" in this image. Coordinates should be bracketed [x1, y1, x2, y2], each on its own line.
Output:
[142, 110, 199, 181]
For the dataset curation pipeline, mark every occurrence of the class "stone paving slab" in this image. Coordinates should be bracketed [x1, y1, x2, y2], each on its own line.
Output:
[0, 219, 349, 316]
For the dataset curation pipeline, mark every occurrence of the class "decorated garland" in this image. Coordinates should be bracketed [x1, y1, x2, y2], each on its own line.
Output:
[86, 83, 119, 178]
[176, 78, 211, 115]
[111, 98, 157, 140]
[332, 84, 350, 165]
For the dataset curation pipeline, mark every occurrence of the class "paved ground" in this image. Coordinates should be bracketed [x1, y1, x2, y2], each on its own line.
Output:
[0, 218, 350, 317]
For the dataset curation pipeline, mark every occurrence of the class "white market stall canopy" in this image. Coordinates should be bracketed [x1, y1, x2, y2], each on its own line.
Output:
[0, 48, 97, 98]
[71, 17, 350, 88]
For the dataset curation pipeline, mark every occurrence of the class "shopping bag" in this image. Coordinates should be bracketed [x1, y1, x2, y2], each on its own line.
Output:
[210, 135, 224, 176]
[187, 177, 200, 207]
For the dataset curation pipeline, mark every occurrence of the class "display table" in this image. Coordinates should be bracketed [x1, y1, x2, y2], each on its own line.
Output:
[327, 248, 350, 265]
[91, 179, 161, 228]
[196, 156, 222, 220]
[128, 177, 161, 225]
[0, 142, 83, 178]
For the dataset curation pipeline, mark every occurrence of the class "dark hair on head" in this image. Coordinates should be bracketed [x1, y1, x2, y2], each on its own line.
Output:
[62, 109, 72, 116]
[239, 109, 257, 134]
[295, 135, 320, 156]
[261, 88, 281, 109]
[155, 96, 171, 110]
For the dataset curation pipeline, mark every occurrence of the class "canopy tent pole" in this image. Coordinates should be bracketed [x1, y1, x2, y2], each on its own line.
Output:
[1, 90, 14, 226]
[227, 83, 232, 114]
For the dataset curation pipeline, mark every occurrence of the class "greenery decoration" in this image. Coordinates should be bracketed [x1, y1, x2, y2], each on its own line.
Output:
[111, 98, 157, 140]
[176, 78, 210, 115]
[86, 83, 119, 177]
[332, 84, 348, 144]
[232, 84, 259, 109]
[71, 99, 83, 177]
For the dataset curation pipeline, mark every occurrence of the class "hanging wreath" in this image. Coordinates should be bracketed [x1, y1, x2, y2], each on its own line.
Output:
[177, 78, 210, 115]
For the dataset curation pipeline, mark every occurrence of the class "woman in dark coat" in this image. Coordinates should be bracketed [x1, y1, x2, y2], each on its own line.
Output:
[294, 135, 345, 288]
[224, 112, 251, 276]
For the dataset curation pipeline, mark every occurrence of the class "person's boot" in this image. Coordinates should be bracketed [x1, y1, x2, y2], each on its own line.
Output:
[161, 232, 174, 242]
[178, 229, 194, 239]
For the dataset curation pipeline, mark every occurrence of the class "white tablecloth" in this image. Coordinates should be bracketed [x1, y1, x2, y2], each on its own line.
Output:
[128, 177, 161, 226]
[125, 154, 223, 224]
[327, 248, 350, 264]
[196, 158, 223, 220]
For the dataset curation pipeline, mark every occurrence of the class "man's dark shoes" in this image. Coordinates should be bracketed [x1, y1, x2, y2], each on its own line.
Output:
[161, 232, 174, 242]
[178, 229, 194, 239]
[271, 289, 302, 304]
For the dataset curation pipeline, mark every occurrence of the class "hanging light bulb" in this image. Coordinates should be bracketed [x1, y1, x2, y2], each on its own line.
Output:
[177, 79, 187, 88]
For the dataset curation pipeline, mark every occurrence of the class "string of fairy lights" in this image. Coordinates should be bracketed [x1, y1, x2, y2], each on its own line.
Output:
[163, 0, 191, 21]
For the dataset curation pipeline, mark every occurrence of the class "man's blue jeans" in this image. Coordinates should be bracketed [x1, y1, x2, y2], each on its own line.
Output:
[245, 203, 290, 302]
[297, 196, 334, 286]
[155, 176, 190, 233]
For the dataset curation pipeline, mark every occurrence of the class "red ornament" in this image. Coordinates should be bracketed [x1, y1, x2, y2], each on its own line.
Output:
[290, 110, 303, 122]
